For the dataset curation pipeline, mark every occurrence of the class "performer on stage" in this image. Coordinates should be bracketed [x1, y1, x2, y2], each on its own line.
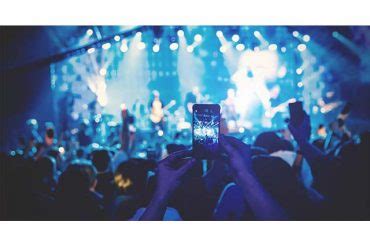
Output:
[220, 88, 240, 132]
[149, 90, 165, 130]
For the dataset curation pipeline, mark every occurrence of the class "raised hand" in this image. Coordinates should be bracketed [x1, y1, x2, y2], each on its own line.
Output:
[140, 149, 195, 220]
[288, 112, 311, 143]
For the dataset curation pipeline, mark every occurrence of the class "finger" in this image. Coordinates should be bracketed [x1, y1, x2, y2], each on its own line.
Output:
[177, 158, 196, 176]
[223, 136, 251, 156]
[162, 149, 192, 165]
[219, 135, 239, 158]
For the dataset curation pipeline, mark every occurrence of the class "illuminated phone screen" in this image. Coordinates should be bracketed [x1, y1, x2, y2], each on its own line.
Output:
[192, 104, 220, 159]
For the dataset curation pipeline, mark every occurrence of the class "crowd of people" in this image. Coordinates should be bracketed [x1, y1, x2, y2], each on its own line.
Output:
[0, 103, 369, 221]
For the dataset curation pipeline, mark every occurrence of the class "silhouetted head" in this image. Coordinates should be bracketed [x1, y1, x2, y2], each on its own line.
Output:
[254, 131, 292, 153]
[114, 159, 148, 196]
[91, 149, 111, 173]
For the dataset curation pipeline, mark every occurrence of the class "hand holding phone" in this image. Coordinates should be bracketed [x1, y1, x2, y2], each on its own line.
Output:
[192, 104, 221, 159]
[289, 101, 304, 127]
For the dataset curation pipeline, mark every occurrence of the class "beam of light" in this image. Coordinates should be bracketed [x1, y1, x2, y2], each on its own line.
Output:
[177, 30, 205, 101]
[253, 30, 268, 48]
[217, 32, 240, 75]
[152, 43, 160, 53]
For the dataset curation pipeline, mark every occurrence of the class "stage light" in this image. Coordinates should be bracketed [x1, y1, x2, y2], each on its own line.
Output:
[114, 35, 121, 42]
[297, 43, 307, 52]
[177, 30, 184, 37]
[120, 43, 128, 52]
[254, 46, 260, 52]
[303, 34, 310, 42]
[58, 147, 65, 155]
[232, 34, 240, 42]
[253, 31, 261, 37]
[87, 47, 95, 54]
[86, 29, 94, 36]
[277, 66, 287, 78]
[216, 30, 223, 38]
[137, 42, 146, 50]
[268, 44, 277, 51]
[99, 68, 107, 76]
[102, 43, 111, 50]
[169, 42, 179, 50]
[292, 31, 299, 37]
[236, 43, 245, 51]
[153, 44, 160, 53]
[194, 34, 202, 42]
[219, 45, 227, 53]
[312, 105, 319, 114]
[187, 45, 194, 53]
[157, 130, 164, 137]
[297, 81, 304, 87]
[296, 68, 303, 75]
[281, 47, 287, 53]
[332, 31, 339, 38]
[238, 127, 245, 133]
[136, 31, 142, 37]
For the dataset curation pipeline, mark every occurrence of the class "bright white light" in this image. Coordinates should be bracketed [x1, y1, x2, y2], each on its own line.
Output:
[268, 44, 278, 51]
[219, 46, 227, 53]
[177, 30, 184, 37]
[169, 42, 179, 50]
[236, 43, 245, 51]
[216, 30, 223, 38]
[297, 82, 304, 87]
[99, 68, 107, 76]
[292, 31, 299, 37]
[296, 68, 303, 75]
[114, 35, 121, 42]
[137, 42, 146, 50]
[254, 46, 260, 52]
[277, 66, 287, 78]
[120, 103, 127, 110]
[313, 105, 319, 114]
[194, 34, 202, 42]
[87, 47, 95, 54]
[136, 31, 142, 37]
[281, 47, 287, 53]
[187, 45, 194, 53]
[253, 31, 261, 37]
[86, 29, 94, 36]
[58, 147, 65, 154]
[232, 34, 240, 42]
[157, 130, 164, 137]
[303, 34, 310, 42]
[153, 44, 160, 53]
[297, 43, 307, 52]
[238, 127, 245, 133]
[120, 43, 128, 52]
[102, 43, 111, 50]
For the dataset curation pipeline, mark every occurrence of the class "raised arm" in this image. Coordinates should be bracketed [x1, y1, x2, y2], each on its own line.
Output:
[140, 150, 195, 220]
[220, 135, 288, 220]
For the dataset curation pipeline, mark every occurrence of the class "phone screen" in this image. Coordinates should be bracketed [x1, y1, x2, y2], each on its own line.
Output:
[192, 104, 220, 159]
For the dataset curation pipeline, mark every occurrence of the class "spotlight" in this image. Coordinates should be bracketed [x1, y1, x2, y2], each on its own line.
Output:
[157, 130, 164, 137]
[86, 29, 94, 36]
[153, 44, 160, 53]
[177, 30, 184, 37]
[253, 31, 261, 37]
[216, 30, 223, 38]
[219, 46, 227, 53]
[281, 47, 287, 53]
[102, 43, 111, 50]
[303, 34, 310, 42]
[137, 42, 146, 50]
[296, 68, 303, 75]
[99, 68, 107, 76]
[169, 42, 179, 51]
[297, 82, 304, 87]
[194, 34, 202, 42]
[297, 43, 307, 52]
[120, 43, 128, 52]
[236, 43, 245, 51]
[292, 31, 299, 37]
[136, 31, 142, 37]
[58, 147, 65, 155]
[114, 35, 121, 42]
[232, 34, 240, 42]
[87, 47, 95, 54]
[187, 45, 194, 53]
[268, 44, 278, 51]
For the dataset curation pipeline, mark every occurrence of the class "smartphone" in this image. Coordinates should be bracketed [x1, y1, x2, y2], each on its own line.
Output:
[192, 104, 221, 159]
[289, 101, 304, 126]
